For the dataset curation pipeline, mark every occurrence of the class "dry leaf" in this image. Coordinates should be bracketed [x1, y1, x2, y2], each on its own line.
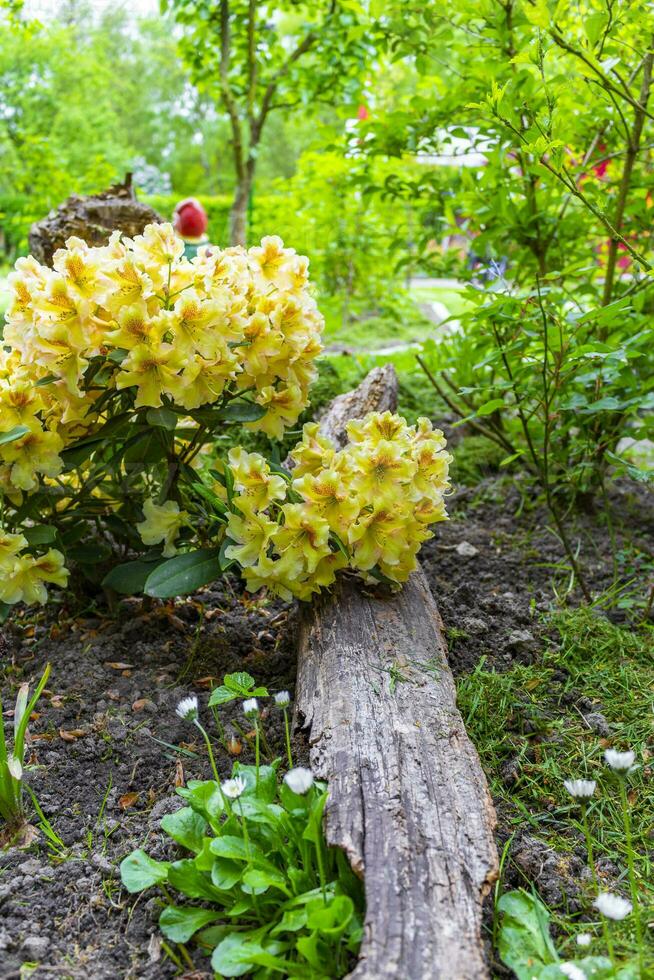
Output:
[121, 669, 132, 678]
[50, 695, 65, 709]
[59, 728, 86, 742]
[174, 759, 185, 787]
[119, 792, 140, 810]
[196, 676, 218, 689]
[105, 662, 133, 670]
[227, 737, 242, 756]
[132, 699, 149, 712]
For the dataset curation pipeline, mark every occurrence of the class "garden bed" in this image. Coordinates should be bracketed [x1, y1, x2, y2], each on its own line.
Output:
[1, 457, 651, 978]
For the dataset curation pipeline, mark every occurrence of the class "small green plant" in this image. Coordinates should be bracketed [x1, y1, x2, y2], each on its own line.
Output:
[120, 681, 363, 977]
[497, 889, 639, 980]
[0, 662, 50, 832]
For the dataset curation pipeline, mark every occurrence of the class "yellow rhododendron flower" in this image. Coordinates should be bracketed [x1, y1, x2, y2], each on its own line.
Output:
[0, 531, 28, 561]
[0, 549, 68, 606]
[292, 469, 360, 539]
[218, 410, 452, 600]
[271, 503, 331, 574]
[1, 424, 64, 491]
[137, 498, 188, 556]
[116, 343, 192, 408]
[228, 448, 287, 514]
[289, 422, 336, 477]
[225, 510, 277, 567]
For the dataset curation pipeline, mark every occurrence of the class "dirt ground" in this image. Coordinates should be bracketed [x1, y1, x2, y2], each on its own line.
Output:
[0, 467, 651, 979]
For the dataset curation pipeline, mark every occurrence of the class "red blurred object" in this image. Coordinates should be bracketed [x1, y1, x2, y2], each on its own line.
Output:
[357, 104, 369, 121]
[174, 197, 208, 238]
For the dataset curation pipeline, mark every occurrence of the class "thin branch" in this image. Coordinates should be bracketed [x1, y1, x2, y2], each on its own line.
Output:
[218, 0, 245, 184]
[601, 38, 654, 311]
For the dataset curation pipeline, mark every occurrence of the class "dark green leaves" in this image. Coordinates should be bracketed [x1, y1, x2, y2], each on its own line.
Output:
[144, 548, 222, 598]
[102, 557, 165, 595]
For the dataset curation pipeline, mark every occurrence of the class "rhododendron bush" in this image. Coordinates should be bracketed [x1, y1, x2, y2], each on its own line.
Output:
[0, 223, 451, 611]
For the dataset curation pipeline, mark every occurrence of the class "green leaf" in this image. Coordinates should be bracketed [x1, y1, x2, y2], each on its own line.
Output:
[476, 398, 505, 416]
[119, 849, 170, 893]
[302, 790, 328, 844]
[211, 932, 276, 978]
[176, 779, 225, 821]
[234, 763, 278, 803]
[497, 890, 558, 980]
[67, 542, 112, 564]
[159, 905, 219, 943]
[0, 601, 11, 625]
[167, 859, 225, 901]
[225, 671, 256, 692]
[146, 407, 177, 430]
[210, 835, 263, 863]
[144, 548, 222, 598]
[307, 894, 354, 936]
[102, 558, 165, 595]
[218, 401, 267, 423]
[22, 525, 57, 546]
[160, 807, 207, 854]
[211, 857, 243, 890]
[242, 865, 288, 892]
[0, 425, 30, 446]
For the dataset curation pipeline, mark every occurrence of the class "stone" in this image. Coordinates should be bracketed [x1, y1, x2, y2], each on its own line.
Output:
[455, 541, 479, 558]
[21, 935, 50, 959]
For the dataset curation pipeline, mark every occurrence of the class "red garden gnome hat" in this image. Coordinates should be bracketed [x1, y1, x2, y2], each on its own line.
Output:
[173, 197, 208, 239]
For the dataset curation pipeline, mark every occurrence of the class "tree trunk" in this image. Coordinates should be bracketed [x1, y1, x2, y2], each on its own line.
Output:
[28, 174, 162, 266]
[293, 365, 499, 980]
[230, 176, 251, 247]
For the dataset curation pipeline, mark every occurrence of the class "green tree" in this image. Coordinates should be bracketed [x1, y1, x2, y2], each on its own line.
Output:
[164, 0, 371, 244]
[361, 0, 654, 596]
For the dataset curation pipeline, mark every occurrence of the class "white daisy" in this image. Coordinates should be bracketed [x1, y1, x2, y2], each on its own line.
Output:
[593, 892, 632, 921]
[604, 749, 636, 774]
[564, 779, 596, 801]
[274, 691, 291, 708]
[242, 698, 259, 718]
[176, 695, 199, 721]
[559, 963, 586, 980]
[221, 775, 247, 799]
[284, 767, 314, 795]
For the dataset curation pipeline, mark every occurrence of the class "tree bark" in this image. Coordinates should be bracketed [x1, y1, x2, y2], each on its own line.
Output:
[293, 365, 499, 980]
[28, 174, 162, 266]
[230, 174, 251, 247]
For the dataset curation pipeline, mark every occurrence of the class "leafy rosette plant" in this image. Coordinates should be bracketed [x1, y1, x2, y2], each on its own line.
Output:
[120, 760, 363, 977]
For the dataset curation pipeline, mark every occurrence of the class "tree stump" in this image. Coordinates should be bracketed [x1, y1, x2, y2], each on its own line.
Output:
[28, 174, 163, 266]
[294, 365, 498, 980]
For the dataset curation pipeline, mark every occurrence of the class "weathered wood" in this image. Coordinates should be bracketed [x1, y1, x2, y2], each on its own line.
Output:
[294, 366, 498, 980]
[29, 174, 163, 266]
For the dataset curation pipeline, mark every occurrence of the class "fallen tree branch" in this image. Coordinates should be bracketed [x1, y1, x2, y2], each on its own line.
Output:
[293, 364, 498, 979]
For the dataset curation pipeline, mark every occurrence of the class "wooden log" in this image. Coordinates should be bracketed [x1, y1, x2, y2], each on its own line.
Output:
[28, 174, 163, 266]
[294, 365, 498, 980]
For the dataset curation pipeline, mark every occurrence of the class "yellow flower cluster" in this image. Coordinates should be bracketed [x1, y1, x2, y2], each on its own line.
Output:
[0, 531, 68, 606]
[224, 411, 451, 600]
[1, 226, 323, 496]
